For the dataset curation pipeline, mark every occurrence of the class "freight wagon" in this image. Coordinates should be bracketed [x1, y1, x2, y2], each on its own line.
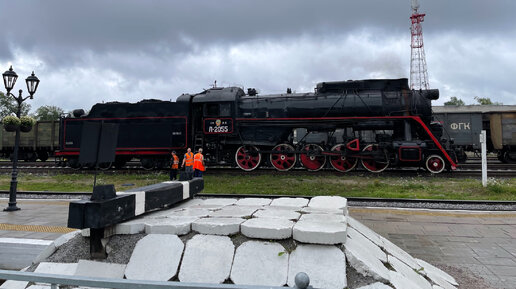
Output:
[0, 120, 59, 161]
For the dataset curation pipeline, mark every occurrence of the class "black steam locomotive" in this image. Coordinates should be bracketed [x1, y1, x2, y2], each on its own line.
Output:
[56, 78, 458, 173]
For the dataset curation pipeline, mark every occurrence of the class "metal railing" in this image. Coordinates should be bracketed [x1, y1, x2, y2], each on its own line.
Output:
[0, 269, 313, 289]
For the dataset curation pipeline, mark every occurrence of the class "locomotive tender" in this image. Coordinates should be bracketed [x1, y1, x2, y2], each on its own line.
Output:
[56, 78, 459, 173]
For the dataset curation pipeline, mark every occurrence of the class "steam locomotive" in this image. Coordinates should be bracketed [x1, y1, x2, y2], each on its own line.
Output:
[55, 78, 458, 173]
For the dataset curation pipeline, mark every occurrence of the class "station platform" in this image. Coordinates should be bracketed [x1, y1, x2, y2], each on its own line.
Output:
[1, 198, 516, 289]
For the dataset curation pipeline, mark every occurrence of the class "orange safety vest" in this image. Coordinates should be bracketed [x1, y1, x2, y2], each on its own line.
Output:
[184, 152, 194, 167]
[193, 153, 205, 171]
[171, 155, 179, 169]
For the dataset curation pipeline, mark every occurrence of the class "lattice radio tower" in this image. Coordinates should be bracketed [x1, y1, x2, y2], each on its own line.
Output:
[410, 0, 429, 90]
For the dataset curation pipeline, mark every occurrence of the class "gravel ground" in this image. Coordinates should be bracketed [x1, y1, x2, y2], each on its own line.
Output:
[437, 264, 497, 289]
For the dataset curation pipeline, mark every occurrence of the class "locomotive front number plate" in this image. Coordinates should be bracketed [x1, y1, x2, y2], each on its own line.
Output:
[204, 118, 233, 134]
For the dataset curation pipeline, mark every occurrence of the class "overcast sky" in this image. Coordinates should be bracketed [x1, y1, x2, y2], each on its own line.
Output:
[1, 0, 515, 113]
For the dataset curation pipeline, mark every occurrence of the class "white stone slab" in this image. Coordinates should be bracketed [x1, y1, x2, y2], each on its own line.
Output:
[347, 227, 387, 262]
[0, 238, 53, 270]
[179, 235, 234, 283]
[356, 283, 393, 289]
[308, 196, 347, 210]
[389, 271, 424, 289]
[416, 258, 458, 286]
[345, 235, 390, 282]
[0, 280, 29, 289]
[270, 197, 308, 208]
[299, 213, 346, 223]
[192, 218, 244, 235]
[253, 208, 301, 220]
[347, 217, 383, 247]
[144, 217, 198, 235]
[383, 236, 421, 270]
[202, 198, 237, 206]
[170, 198, 205, 209]
[287, 244, 347, 289]
[163, 208, 211, 218]
[300, 207, 343, 215]
[235, 198, 272, 206]
[34, 262, 78, 276]
[230, 241, 288, 286]
[241, 218, 293, 239]
[115, 219, 146, 235]
[389, 256, 433, 289]
[53, 230, 80, 247]
[26, 286, 51, 289]
[209, 206, 258, 218]
[74, 260, 126, 278]
[125, 234, 184, 281]
[293, 220, 347, 244]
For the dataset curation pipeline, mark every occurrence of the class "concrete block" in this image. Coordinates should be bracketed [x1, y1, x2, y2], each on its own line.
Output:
[115, 219, 146, 235]
[34, 262, 78, 276]
[74, 259, 126, 278]
[287, 244, 347, 289]
[0, 280, 29, 289]
[125, 234, 184, 281]
[300, 207, 343, 215]
[241, 218, 293, 240]
[347, 217, 383, 247]
[389, 271, 423, 289]
[192, 217, 244, 235]
[307, 196, 347, 210]
[164, 208, 211, 218]
[178, 235, 234, 283]
[209, 206, 258, 218]
[144, 217, 198, 235]
[53, 230, 80, 247]
[253, 208, 301, 220]
[293, 220, 347, 244]
[270, 197, 308, 208]
[299, 213, 346, 223]
[356, 282, 392, 289]
[230, 241, 288, 286]
[347, 227, 387, 262]
[202, 198, 237, 206]
[383, 236, 421, 270]
[389, 256, 433, 289]
[345, 235, 390, 282]
[235, 198, 272, 206]
[26, 286, 51, 289]
[416, 258, 458, 286]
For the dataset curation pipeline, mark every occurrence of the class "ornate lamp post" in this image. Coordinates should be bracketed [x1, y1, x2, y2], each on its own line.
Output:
[3, 66, 40, 211]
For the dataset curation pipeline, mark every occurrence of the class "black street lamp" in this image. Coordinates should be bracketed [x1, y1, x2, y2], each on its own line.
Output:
[3, 66, 40, 211]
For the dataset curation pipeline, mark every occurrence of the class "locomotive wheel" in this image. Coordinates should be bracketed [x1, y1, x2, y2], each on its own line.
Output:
[140, 158, 156, 170]
[98, 162, 112, 170]
[235, 145, 261, 171]
[270, 144, 296, 171]
[361, 144, 389, 173]
[425, 155, 445, 174]
[67, 158, 82, 170]
[299, 144, 326, 171]
[37, 151, 49, 162]
[329, 144, 357, 172]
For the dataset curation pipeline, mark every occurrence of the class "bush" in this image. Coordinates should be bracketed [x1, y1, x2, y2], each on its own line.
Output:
[20, 116, 36, 127]
[2, 115, 21, 126]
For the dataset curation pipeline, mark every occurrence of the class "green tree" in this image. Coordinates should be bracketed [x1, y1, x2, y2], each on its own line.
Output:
[474, 96, 502, 105]
[34, 105, 65, 121]
[444, 96, 465, 106]
[0, 91, 31, 118]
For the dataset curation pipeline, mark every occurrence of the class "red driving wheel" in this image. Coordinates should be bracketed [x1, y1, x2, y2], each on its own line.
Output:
[425, 155, 445, 174]
[270, 144, 296, 171]
[361, 144, 389, 173]
[329, 144, 357, 172]
[235, 145, 261, 171]
[299, 144, 326, 171]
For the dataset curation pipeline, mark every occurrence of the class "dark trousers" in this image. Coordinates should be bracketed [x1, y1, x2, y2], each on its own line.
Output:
[194, 169, 203, 178]
[169, 169, 177, 180]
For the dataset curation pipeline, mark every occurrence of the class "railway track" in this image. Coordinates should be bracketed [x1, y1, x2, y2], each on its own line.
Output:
[1, 191, 515, 211]
[0, 160, 515, 177]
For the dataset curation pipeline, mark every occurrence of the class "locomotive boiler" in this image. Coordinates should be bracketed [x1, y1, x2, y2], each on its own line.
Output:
[56, 78, 458, 173]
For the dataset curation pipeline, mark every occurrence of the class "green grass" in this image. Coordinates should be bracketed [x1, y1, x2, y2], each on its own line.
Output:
[1, 172, 515, 201]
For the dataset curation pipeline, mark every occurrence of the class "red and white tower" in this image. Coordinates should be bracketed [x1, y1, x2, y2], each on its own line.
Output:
[409, 0, 429, 90]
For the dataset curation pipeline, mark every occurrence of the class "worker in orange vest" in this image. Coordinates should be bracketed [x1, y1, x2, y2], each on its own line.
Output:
[169, 151, 179, 181]
[193, 148, 206, 178]
[181, 148, 194, 180]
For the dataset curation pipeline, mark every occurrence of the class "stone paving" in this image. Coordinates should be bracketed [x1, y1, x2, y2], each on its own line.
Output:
[349, 207, 516, 289]
[1, 197, 516, 289]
